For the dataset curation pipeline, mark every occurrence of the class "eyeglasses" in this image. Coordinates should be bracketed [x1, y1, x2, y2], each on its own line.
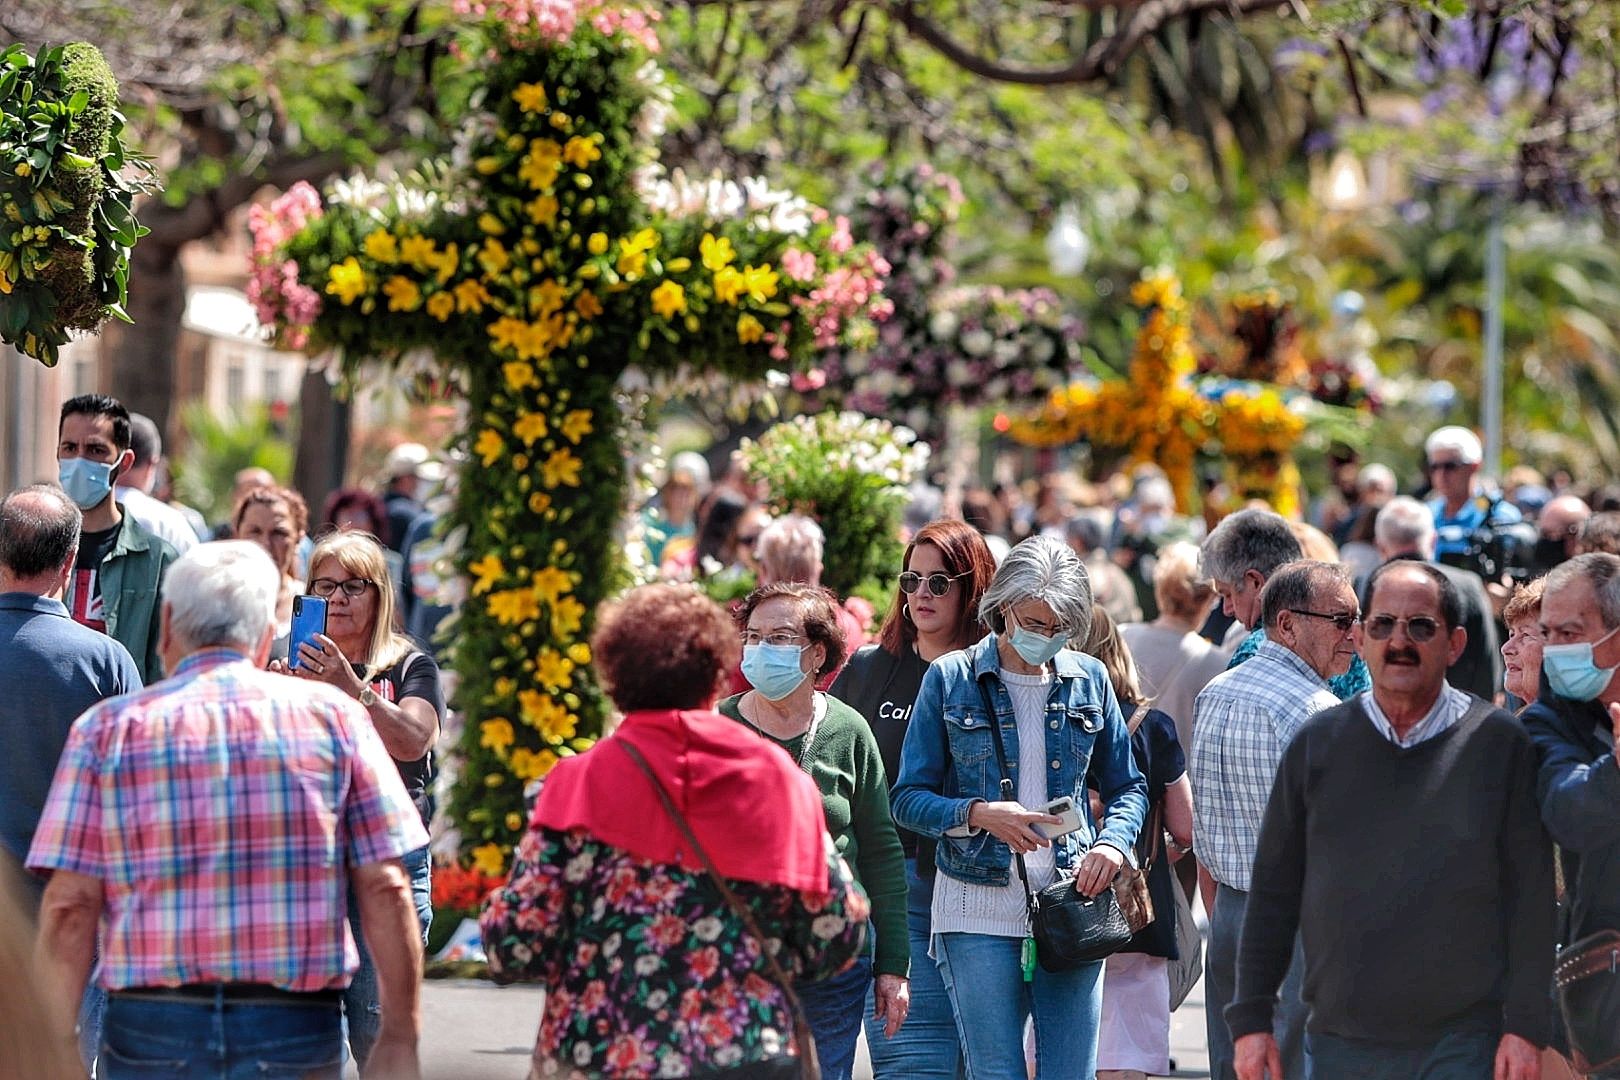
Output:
[736, 533, 762, 547]
[310, 577, 376, 598]
[741, 630, 807, 648]
[899, 571, 969, 597]
[1288, 609, 1359, 633]
[1426, 460, 1468, 474]
[1363, 614, 1442, 643]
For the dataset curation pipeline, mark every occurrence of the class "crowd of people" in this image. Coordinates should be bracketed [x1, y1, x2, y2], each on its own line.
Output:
[6, 394, 1620, 1080]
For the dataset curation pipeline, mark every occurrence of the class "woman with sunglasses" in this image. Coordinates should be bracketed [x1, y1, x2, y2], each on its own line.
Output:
[273, 529, 440, 1070]
[828, 519, 997, 1079]
[893, 536, 1148, 1080]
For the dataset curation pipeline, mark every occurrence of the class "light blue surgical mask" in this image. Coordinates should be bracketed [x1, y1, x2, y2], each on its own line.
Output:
[58, 457, 116, 510]
[741, 642, 810, 701]
[1543, 626, 1620, 702]
[1007, 621, 1066, 668]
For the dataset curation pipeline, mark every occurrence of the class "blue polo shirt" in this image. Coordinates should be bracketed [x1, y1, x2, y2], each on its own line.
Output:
[0, 592, 141, 869]
[1429, 493, 1521, 560]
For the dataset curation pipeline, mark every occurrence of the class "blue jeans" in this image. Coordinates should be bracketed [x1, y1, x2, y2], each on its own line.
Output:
[100, 990, 342, 1079]
[343, 846, 432, 1068]
[799, 954, 872, 1080]
[863, 860, 963, 1080]
[934, 932, 1104, 1080]
[1307, 1023, 1498, 1080]
[1208, 882, 1310, 1080]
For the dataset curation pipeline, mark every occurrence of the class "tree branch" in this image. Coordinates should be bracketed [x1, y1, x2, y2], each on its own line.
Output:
[139, 149, 351, 248]
[890, 0, 1290, 85]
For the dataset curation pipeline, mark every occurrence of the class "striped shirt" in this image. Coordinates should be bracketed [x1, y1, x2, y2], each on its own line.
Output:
[1191, 640, 1339, 891]
[1360, 684, 1469, 747]
[27, 649, 428, 992]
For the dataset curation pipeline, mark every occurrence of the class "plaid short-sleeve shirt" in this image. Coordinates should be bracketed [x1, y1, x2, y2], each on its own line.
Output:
[27, 648, 428, 992]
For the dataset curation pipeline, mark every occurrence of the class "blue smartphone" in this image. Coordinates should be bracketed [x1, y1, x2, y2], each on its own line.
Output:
[288, 595, 328, 669]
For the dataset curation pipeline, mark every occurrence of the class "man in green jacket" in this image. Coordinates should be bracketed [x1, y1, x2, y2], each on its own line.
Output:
[55, 395, 177, 684]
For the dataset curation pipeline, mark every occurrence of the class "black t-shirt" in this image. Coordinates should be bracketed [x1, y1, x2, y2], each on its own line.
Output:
[66, 523, 121, 634]
[828, 642, 930, 859]
[350, 650, 443, 826]
[1114, 703, 1187, 959]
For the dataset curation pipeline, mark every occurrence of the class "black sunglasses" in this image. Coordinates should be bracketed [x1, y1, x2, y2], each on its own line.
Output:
[899, 571, 969, 597]
[1288, 609, 1359, 633]
[1426, 460, 1468, 473]
[1364, 614, 1441, 643]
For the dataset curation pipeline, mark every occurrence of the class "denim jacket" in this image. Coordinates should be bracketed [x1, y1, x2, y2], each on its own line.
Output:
[891, 633, 1148, 887]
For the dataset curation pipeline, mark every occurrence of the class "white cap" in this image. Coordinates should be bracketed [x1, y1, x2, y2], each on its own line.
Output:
[664, 451, 711, 488]
[384, 442, 447, 482]
[1423, 425, 1483, 465]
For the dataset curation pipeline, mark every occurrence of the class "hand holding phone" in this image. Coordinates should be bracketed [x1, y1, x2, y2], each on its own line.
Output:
[288, 595, 328, 670]
[1031, 796, 1084, 840]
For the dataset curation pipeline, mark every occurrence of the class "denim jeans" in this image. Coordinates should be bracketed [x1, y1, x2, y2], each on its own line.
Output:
[100, 990, 342, 1079]
[1306, 1023, 1498, 1080]
[799, 954, 872, 1080]
[343, 845, 432, 1068]
[1207, 882, 1310, 1080]
[863, 860, 963, 1080]
[933, 932, 1105, 1080]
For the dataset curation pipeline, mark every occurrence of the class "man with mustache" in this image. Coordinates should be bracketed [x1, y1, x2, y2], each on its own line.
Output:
[1230, 560, 1552, 1080]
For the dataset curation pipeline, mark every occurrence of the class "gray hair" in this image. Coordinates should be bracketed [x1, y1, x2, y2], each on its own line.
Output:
[1424, 425, 1482, 465]
[1260, 560, 1352, 633]
[1357, 463, 1396, 497]
[756, 514, 823, 584]
[0, 485, 81, 578]
[1374, 496, 1436, 557]
[1544, 552, 1620, 631]
[979, 535, 1093, 643]
[1199, 508, 1303, 587]
[163, 541, 279, 651]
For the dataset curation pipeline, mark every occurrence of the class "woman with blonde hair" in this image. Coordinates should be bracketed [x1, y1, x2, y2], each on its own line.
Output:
[1121, 542, 1232, 755]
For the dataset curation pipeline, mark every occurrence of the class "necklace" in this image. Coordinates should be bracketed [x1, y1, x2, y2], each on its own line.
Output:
[743, 692, 826, 773]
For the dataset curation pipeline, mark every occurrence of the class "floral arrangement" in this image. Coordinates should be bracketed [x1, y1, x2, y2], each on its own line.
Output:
[0, 43, 153, 366]
[251, 0, 890, 877]
[737, 412, 928, 598]
[808, 164, 1084, 434]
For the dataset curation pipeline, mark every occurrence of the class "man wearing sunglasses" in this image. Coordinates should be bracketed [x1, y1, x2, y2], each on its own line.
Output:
[1232, 560, 1553, 1080]
[1424, 425, 1522, 564]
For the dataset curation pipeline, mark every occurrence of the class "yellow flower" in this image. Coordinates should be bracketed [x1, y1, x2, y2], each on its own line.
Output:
[325, 258, 368, 305]
[528, 491, 552, 514]
[471, 843, 506, 877]
[478, 239, 511, 278]
[487, 587, 541, 626]
[434, 243, 460, 284]
[509, 747, 559, 781]
[469, 553, 505, 596]
[551, 595, 586, 638]
[521, 691, 578, 743]
[700, 232, 736, 272]
[479, 718, 515, 752]
[573, 291, 603, 320]
[587, 232, 609, 255]
[542, 448, 582, 488]
[504, 362, 538, 393]
[559, 409, 593, 444]
[478, 212, 506, 236]
[493, 676, 517, 699]
[454, 280, 492, 313]
[426, 292, 456, 322]
[742, 264, 779, 303]
[737, 313, 764, 344]
[549, 112, 572, 131]
[398, 235, 438, 272]
[519, 139, 563, 191]
[529, 279, 567, 317]
[506, 812, 524, 832]
[531, 566, 572, 605]
[526, 196, 559, 227]
[512, 81, 548, 113]
[382, 276, 422, 312]
[567, 643, 592, 665]
[650, 280, 687, 320]
[474, 428, 505, 467]
[362, 230, 399, 263]
[622, 228, 659, 255]
[562, 135, 601, 169]
[712, 266, 743, 306]
[535, 648, 575, 690]
[513, 411, 549, 447]
[475, 156, 502, 175]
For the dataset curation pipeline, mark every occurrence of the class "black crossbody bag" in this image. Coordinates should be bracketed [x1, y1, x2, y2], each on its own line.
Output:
[976, 674, 1132, 972]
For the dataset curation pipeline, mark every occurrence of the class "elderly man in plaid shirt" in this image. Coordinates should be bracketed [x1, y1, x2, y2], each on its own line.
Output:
[1191, 560, 1361, 1080]
[28, 541, 429, 1080]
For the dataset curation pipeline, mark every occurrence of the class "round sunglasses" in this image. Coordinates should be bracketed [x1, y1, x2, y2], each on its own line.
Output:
[898, 570, 970, 597]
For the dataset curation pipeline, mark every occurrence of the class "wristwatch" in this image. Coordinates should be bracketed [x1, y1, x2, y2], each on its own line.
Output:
[358, 686, 378, 707]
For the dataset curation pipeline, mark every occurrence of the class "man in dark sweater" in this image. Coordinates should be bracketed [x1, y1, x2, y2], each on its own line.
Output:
[1230, 561, 1552, 1080]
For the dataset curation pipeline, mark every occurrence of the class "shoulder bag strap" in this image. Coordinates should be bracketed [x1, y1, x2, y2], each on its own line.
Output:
[975, 673, 1038, 914]
[617, 740, 820, 1080]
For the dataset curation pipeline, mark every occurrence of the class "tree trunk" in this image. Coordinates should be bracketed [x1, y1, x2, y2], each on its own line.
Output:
[103, 240, 185, 433]
[294, 369, 349, 522]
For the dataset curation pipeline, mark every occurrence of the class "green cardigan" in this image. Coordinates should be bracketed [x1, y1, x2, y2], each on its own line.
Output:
[718, 692, 910, 979]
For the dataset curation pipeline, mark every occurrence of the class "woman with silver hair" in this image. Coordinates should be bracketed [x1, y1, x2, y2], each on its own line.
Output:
[892, 535, 1149, 1079]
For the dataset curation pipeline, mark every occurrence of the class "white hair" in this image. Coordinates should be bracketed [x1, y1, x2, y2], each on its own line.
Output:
[1374, 496, 1437, 557]
[163, 541, 279, 651]
[1357, 463, 1396, 496]
[756, 514, 824, 584]
[1424, 425, 1483, 465]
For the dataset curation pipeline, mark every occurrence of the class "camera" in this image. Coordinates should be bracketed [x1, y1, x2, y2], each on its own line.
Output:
[1439, 519, 1537, 583]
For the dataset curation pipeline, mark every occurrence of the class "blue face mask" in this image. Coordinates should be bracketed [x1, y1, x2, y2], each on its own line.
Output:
[58, 457, 117, 510]
[1543, 626, 1620, 702]
[741, 642, 810, 701]
[1007, 621, 1066, 668]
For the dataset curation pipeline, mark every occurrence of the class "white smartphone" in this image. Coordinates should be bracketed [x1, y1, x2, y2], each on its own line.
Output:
[1033, 795, 1084, 839]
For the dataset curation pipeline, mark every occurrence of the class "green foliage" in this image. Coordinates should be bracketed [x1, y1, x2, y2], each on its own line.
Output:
[172, 401, 294, 524]
[0, 41, 153, 364]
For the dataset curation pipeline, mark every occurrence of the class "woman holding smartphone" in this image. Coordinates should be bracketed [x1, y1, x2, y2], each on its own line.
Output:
[829, 519, 996, 1079]
[892, 536, 1148, 1080]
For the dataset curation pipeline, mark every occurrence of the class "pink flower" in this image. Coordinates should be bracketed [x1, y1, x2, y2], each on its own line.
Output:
[827, 214, 853, 255]
[791, 370, 827, 391]
[780, 247, 817, 282]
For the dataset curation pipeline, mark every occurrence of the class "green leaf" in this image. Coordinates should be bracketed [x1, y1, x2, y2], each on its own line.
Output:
[66, 90, 88, 114]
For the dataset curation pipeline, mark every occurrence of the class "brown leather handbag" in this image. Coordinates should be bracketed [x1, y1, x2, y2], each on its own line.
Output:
[1111, 704, 1158, 935]
[1553, 928, 1620, 1074]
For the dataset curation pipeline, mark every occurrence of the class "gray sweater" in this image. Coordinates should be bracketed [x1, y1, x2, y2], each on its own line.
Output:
[1227, 695, 1555, 1046]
